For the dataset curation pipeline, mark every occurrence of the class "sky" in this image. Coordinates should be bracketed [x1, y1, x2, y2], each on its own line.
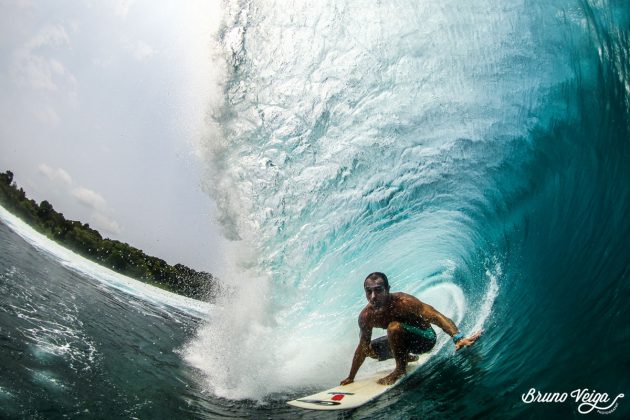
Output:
[0, 0, 227, 273]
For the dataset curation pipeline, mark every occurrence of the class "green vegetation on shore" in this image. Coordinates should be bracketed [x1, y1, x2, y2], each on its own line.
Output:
[0, 170, 217, 300]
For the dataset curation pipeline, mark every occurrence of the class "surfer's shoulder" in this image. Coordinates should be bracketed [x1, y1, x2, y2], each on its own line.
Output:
[392, 292, 422, 304]
[358, 305, 378, 329]
[391, 292, 424, 312]
[358, 306, 371, 323]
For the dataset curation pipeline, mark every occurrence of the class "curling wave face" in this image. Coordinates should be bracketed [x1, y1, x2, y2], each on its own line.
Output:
[184, 0, 622, 401]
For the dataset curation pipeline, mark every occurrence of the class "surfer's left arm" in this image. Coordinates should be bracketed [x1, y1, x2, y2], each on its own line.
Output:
[420, 303, 482, 350]
[340, 313, 373, 385]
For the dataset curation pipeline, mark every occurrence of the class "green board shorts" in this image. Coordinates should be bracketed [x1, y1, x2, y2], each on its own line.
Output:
[370, 324, 437, 361]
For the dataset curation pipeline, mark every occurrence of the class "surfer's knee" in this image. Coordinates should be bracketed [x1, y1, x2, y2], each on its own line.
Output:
[386, 321, 403, 336]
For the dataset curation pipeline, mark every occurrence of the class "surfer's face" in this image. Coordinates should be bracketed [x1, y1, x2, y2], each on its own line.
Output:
[364, 278, 389, 308]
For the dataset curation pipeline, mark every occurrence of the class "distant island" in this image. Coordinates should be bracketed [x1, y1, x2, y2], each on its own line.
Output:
[0, 170, 217, 301]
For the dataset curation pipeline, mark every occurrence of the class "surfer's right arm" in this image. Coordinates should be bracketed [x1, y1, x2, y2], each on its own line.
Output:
[419, 302, 482, 350]
[340, 313, 374, 385]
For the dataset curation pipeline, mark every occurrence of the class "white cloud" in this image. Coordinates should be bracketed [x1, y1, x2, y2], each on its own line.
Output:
[10, 24, 77, 92]
[36, 164, 121, 236]
[37, 163, 73, 185]
[33, 106, 61, 125]
[113, 0, 136, 18]
[92, 212, 122, 235]
[126, 40, 155, 61]
[0, 0, 35, 8]
[26, 24, 70, 49]
[11, 53, 68, 91]
[72, 187, 107, 210]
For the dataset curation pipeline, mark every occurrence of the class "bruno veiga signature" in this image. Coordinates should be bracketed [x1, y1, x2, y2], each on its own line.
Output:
[522, 388, 625, 414]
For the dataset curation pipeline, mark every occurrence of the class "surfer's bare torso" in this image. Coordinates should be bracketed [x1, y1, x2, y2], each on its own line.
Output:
[360, 292, 431, 331]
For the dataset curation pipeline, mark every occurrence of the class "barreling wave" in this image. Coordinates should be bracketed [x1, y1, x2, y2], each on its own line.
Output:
[186, 0, 629, 407]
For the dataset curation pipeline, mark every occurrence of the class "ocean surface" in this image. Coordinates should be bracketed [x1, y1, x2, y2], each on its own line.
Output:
[2, 0, 629, 418]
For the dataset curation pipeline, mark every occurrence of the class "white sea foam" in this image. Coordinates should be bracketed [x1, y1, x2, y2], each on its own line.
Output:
[0, 205, 214, 320]
[470, 261, 501, 334]
[184, 259, 472, 401]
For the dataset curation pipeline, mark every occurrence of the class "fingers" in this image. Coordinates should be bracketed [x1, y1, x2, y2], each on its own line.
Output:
[470, 330, 482, 339]
[464, 331, 482, 344]
[455, 331, 483, 351]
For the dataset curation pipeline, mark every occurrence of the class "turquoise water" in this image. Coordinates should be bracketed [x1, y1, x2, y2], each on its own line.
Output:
[191, 0, 629, 413]
[2, 0, 629, 417]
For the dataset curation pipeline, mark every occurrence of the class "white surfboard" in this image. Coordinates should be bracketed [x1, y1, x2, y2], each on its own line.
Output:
[287, 353, 430, 410]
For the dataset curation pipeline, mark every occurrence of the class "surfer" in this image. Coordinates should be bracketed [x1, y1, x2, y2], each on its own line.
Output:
[340, 272, 482, 386]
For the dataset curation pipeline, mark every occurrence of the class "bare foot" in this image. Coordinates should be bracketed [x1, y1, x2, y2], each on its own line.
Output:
[377, 369, 405, 385]
[407, 354, 419, 362]
[340, 377, 354, 386]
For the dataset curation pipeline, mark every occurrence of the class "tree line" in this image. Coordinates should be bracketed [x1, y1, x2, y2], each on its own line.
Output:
[0, 170, 217, 300]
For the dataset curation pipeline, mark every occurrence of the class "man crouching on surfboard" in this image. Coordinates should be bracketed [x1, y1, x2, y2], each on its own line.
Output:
[341, 272, 481, 386]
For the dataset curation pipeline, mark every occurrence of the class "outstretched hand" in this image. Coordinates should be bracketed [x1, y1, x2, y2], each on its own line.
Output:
[455, 330, 482, 351]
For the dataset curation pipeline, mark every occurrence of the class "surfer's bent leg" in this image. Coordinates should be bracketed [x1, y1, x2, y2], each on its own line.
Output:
[403, 324, 437, 354]
[377, 322, 438, 385]
[387, 321, 409, 367]
[376, 321, 409, 385]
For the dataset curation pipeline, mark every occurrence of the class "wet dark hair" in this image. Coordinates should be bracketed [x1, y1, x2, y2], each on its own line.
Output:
[365, 272, 390, 291]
